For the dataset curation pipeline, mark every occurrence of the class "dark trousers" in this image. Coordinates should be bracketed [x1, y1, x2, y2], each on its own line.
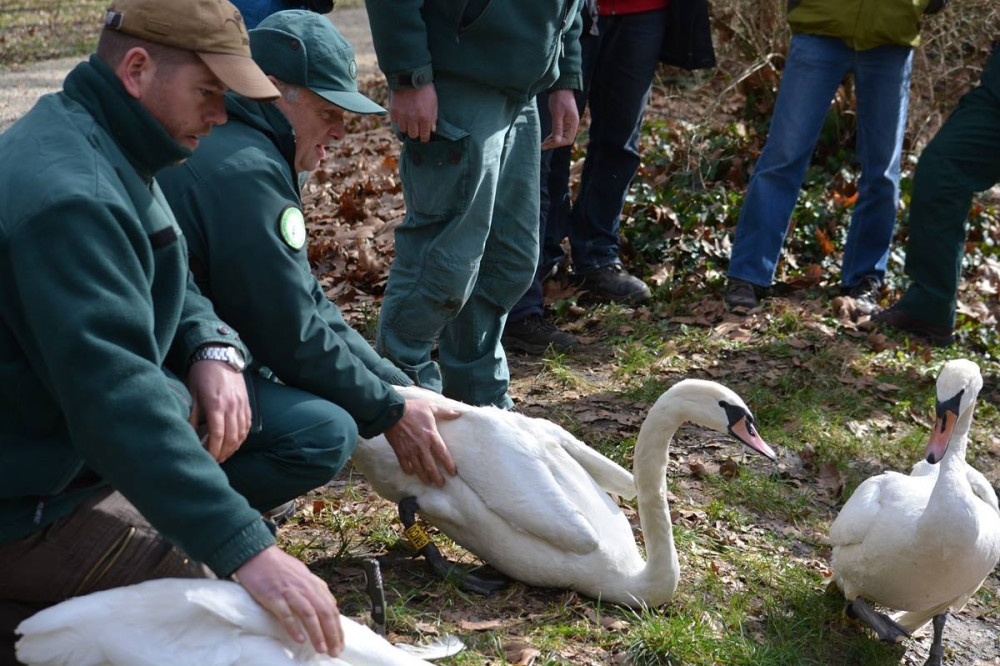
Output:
[0, 489, 210, 665]
[0, 372, 356, 664]
[896, 50, 1000, 328]
[227, 372, 357, 512]
[509, 8, 668, 322]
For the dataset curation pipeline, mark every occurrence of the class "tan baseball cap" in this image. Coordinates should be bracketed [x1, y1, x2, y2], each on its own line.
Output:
[104, 0, 280, 101]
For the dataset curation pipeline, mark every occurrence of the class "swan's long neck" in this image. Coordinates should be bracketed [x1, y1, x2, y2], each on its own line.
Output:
[927, 400, 975, 517]
[631, 395, 684, 602]
[938, 401, 974, 474]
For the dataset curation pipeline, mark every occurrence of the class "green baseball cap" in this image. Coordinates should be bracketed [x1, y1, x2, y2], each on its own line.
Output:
[250, 10, 386, 116]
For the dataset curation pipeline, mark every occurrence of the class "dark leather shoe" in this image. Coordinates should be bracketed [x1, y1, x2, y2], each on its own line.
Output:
[872, 304, 953, 346]
[574, 263, 651, 304]
[841, 276, 882, 315]
[502, 314, 579, 355]
[724, 278, 767, 313]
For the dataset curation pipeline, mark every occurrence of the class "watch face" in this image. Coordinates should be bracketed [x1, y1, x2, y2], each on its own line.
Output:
[225, 347, 246, 371]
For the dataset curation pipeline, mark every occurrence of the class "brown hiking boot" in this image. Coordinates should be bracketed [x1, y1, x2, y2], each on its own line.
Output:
[872, 305, 953, 346]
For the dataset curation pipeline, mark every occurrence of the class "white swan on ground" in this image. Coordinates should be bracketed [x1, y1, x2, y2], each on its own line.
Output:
[352, 380, 776, 607]
[829, 358, 1000, 666]
[15, 578, 450, 666]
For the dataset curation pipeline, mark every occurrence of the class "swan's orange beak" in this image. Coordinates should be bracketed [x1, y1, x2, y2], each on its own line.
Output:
[925, 409, 956, 464]
[730, 417, 777, 461]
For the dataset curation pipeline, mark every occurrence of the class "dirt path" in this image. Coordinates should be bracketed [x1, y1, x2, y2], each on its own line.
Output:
[0, 6, 377, 132]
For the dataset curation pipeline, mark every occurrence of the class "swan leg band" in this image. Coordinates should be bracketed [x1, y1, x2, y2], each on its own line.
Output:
[404, 523, 431, 551]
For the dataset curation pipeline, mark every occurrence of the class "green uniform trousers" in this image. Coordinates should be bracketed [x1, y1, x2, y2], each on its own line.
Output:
[897, 48, 1000, 328]
[231, 372, 358, 513]
[377, 76, 542, 409]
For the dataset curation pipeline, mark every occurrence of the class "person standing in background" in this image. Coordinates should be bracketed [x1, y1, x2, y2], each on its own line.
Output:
[504, 0, 716, 354]
[875, 43, 1000, 346]
[723, 0, 949, 315]
[364, 0, 585, 409]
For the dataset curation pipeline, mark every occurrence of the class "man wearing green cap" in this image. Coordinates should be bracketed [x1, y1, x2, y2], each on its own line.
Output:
[158, 10, 460, 496]
[365, 0, 585, 410]
[0, 0, 344, 662]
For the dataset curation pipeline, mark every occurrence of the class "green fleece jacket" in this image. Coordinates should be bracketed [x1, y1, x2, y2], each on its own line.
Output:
[0, 56, 274, 576]
[365, 0, 585, 97]
[157, 95, 408, 438]
[787, 0, 938, 50]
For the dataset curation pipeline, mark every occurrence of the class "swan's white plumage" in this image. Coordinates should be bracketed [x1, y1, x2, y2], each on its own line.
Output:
[15, 578, 435, 666]
[830, 359, 1000, 633]
[353, 381, 774, 607]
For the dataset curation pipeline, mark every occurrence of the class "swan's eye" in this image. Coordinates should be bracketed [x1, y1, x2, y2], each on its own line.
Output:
[935, 389, 964, 427]
[719, 400, 749, 429]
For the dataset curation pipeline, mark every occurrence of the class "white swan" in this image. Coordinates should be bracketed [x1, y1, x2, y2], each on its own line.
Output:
[352, 380, 776, 607]
[829, 358, 1000, 665]
[14, 578, 449, 666]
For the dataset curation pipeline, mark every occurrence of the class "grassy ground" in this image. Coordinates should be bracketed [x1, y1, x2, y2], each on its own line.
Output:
[287, 298, 1000, 666]
[4, 1, 998, 663]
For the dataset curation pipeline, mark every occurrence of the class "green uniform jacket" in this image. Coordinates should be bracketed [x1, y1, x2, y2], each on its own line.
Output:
[0, 56, 275, 577]
[787, 0, 937, 50]
[158, 96, 408, 439]
[365, 0, 586, 96]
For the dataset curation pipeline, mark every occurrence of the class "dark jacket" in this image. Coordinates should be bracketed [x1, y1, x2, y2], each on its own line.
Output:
[158, 95, 408, 439]
[365, 0, 586, 97]
[0, 56, 273, 576]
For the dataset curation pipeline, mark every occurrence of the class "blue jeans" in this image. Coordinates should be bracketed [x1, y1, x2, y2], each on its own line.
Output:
[508, 9, 667, 323]
[727, 33, 913, 289]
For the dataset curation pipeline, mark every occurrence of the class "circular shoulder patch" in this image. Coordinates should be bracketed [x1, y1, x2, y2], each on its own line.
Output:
[278, 205, 306, 251]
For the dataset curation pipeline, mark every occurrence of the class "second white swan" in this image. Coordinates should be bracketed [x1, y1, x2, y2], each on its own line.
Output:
[353, 379, 776, 607]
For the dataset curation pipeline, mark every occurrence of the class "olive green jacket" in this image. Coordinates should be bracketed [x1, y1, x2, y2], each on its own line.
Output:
[365, 0, 585, 97]
[787, 0, 940, 50]
[158, 95, 408, 439]
[0, 56, 274, 576]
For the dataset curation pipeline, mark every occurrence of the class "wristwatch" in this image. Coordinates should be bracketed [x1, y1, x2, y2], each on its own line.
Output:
[190, 345, 246, 372]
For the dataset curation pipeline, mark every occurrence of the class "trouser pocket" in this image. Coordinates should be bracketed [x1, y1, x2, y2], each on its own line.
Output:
[399, 117, 471, 220]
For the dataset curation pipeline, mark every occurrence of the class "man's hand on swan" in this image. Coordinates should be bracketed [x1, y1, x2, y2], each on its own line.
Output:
[385, 399, 460, 486]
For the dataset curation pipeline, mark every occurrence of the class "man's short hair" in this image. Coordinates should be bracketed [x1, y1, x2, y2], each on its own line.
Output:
[96, 30, 196, 73]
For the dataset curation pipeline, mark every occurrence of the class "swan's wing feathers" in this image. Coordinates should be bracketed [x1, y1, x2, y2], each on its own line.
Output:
[829, 474, 890, 546]
[533, 418, 636, 499]
[966, 466, 1000, 516]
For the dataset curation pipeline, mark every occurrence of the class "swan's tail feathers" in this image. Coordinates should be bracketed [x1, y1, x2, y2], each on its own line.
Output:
[398, 497, 509, 595]
[555, 430, 636, 499]
[15, 626, 103, 666]
[339, 616, 438, 665]
[394, 634, 465, 660]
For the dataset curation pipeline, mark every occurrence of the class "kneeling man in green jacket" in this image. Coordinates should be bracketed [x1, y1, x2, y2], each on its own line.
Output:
[157, 10, 459, 500]
[0, 0, 346, 661]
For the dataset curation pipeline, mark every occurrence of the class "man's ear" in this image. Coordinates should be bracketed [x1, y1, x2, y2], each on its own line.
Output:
[117, 46, 153, 100]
